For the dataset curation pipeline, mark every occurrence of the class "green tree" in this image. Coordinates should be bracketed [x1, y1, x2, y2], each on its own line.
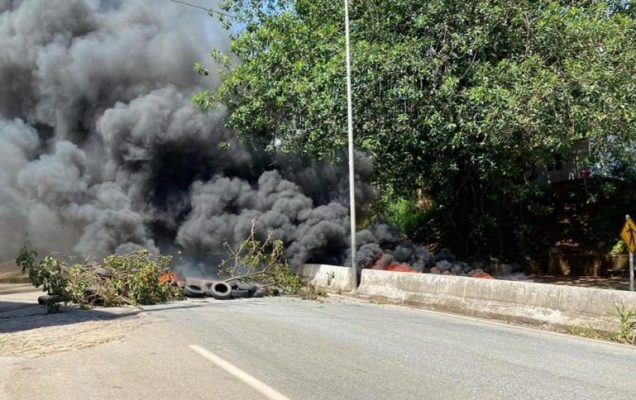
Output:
[202, 0, 636, 258]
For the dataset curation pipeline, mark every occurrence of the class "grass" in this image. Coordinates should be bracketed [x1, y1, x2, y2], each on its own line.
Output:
[565, 325, 605, 340]
[298, 285, 328, 302]
[613, 305, 636, 344]
[564, 306, 636, 345]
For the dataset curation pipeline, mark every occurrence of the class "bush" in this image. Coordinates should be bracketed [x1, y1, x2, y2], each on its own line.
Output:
[98, 251, 182, 305]
[17, 247, 69, 313]
[17, 247, 183, 310]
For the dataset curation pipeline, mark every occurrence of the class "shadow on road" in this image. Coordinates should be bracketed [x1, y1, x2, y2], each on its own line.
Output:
[0, 292, 204, 334]
[0, 303, 138, 334]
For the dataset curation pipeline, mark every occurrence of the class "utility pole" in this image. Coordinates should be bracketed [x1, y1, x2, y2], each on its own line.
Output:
[344, 0, 357, 289]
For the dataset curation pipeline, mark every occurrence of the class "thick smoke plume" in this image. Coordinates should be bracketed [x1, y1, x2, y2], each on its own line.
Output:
[0, 0, 458, 281]
[0, 0, 384, 274]
[1, 0, 218, 259]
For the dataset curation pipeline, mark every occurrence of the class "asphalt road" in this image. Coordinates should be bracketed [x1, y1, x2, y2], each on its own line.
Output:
[3, 295, 636, 399]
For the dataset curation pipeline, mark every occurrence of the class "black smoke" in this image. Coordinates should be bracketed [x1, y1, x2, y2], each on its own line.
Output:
[0, 0, 382, 273]
[0, 0, 218, 259]
[0, 0, 455, 280]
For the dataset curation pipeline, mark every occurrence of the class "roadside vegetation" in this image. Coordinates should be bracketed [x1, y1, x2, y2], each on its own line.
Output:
[16, 247, 183, 313]
[16, 224, 322, 313]
[198, 0, 636, 266]
[564, 305, 636, 345]
[219, 223, 303, 295]
[614, 305, 636, 344]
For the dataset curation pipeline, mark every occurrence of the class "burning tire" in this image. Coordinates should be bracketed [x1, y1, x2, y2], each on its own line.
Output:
[208, 281, 232, 300]
[183, 284, 205, 298]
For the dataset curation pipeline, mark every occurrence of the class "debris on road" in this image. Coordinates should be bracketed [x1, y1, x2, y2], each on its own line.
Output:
[181, 278, 262, 300]
[17, 248, 184, 311]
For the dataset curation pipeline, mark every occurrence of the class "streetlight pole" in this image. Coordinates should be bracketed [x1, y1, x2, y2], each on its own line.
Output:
[344, 0, 357, 289]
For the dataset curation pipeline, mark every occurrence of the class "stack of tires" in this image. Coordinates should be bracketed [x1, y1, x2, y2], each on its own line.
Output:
[182, 278, 262, 300]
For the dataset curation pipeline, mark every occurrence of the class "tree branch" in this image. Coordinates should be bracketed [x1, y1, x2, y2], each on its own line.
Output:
[168, 0, 236, 18]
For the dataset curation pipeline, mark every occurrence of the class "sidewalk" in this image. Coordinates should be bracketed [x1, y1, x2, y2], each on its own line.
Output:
[0, 283, 145, 358]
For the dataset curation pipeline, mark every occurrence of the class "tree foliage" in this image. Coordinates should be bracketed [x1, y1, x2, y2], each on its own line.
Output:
[203, 0, 636, 257]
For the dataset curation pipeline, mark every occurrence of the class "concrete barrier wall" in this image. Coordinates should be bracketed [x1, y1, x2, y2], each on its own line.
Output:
[357, 269, 636, 332]
[298, 264, 353, 293]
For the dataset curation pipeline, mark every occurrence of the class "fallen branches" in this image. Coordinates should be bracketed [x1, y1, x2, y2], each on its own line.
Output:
[17, 247, 183, 312]
[218, 221, 303, 295]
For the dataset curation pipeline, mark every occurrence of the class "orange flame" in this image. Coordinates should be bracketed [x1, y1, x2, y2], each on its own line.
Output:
[158, 272, 183, 284]
[370, 253, 416, 273]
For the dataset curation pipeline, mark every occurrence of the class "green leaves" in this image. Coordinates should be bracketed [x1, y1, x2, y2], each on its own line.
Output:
[193, 62, 209, 76]
[18, 247, 183, 309]
[201, 0, 636, 257]
[17, 247, 69, 313]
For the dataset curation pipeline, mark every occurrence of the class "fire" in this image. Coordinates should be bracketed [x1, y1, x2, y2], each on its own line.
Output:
[158, 272, 184, 284]
[471, 271, 494, 279]
[385, 264, 417, 273]
[370, 253, 416, 273]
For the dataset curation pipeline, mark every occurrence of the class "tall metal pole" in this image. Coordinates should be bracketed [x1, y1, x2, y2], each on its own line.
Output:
[344, 0, 357, 289]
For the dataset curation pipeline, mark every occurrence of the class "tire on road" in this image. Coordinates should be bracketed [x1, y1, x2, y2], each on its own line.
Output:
[183, 284, 205, 298]
[209, 281, 232, 300]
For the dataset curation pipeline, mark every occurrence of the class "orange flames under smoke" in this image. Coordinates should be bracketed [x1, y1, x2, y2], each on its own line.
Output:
[370, 254, 417, 273]
[369, 253, 495, 278]
[158, 272, 184, 284]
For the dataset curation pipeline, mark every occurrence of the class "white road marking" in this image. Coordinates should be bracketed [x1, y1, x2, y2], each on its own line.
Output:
[188, 345, 291, 400]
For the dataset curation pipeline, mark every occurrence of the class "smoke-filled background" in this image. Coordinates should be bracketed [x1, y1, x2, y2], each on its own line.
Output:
[0, 0, 373, 270]
[0, 0, 447, 278]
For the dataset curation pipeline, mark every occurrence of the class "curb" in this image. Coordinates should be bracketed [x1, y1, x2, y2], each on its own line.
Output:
[299, 264, 636, 333]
